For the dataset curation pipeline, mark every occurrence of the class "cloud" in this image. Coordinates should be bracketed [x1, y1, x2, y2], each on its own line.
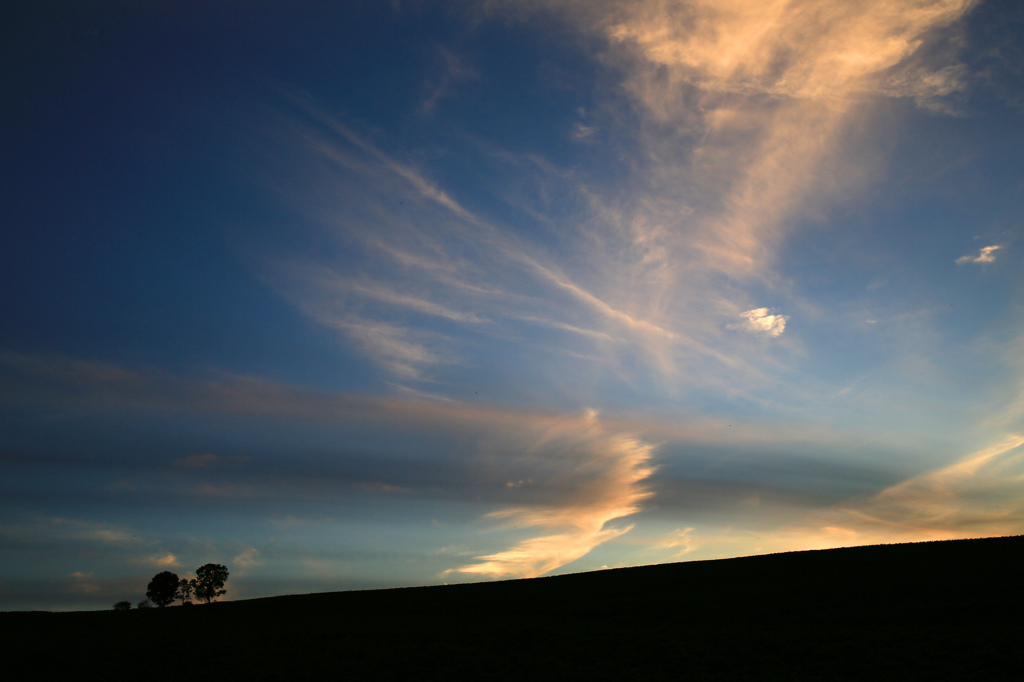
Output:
[572, 122, 598, 140]
[46, 517, 138, 544]
[142, 553, 182, 568]
[595, 0, 976, 276]
[603, 0, 976, 101]
[5, 2, 1005, 604]
[449, 413, 657, 579]
[956, 244, 1002, 264]
[402, 0, 979, 403]
[652, 527, 696, 559]
[0, 351, 366, 419]
[986, 330, 1024, 431]
[336, 319, 445, 381]
[67, 571, 101, 594]
[689, 434, 1024, 557]
[172, 454, 220, 469]
[233, 547, 263, 574]
[193, 482, 257, 499]
[843, 433, 1024, 535]
[736, 307, 789, 337]
[256, 100, 730, 389]
[421, 46, 478, 116]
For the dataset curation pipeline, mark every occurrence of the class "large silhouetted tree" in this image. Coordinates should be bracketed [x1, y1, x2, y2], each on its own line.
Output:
[194, 563, 229, 603]
[146, 571, 180, 607]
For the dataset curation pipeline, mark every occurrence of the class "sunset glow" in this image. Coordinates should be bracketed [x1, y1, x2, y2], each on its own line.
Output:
[2, 0, 1022, 610]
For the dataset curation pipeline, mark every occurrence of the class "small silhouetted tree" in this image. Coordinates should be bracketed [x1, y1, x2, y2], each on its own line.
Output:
[137, 599, 153, 609]
[194, 563, 229, 603]
[113, 600, 132, 611]
[146, 571, 180, 607]
[177, 577, 196, 605]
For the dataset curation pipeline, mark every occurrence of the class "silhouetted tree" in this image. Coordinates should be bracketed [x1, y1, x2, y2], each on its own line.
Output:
[137, 599, 153, 609]
[194, 563, 229, 603]
[177, 577, 196, 605]
[146, 571, 179, 607]
[113, 600, 132, 611]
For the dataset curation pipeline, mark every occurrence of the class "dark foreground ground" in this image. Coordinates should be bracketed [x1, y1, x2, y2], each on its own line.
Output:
[5, 536, 1023, 680]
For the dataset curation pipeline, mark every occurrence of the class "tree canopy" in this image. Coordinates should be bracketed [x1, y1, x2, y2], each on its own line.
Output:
[194, 563, 229, 603]
[177, 577, 195, 605]
[145, 571, 180, 607]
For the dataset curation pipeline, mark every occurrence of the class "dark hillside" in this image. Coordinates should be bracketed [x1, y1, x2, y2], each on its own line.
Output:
[5, 536, 1023, 680]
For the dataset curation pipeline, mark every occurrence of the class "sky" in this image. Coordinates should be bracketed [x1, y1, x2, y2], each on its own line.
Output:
[2, 0, 1023, 611]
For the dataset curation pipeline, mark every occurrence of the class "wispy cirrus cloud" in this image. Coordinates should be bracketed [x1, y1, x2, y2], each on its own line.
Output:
[508, 0, 981, 283]
[844, 433, 1024, 536]
[412, 0, 981, 403]
[6, 1, 988, 595]
[652, 527, 696, 560]
[420, 46, 478, 116]
[680, 433, 1024, 558]
[257, 98, 724, 390]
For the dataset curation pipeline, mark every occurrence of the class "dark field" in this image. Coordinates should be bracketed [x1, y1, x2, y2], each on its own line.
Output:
[5, 536, 1023, 680]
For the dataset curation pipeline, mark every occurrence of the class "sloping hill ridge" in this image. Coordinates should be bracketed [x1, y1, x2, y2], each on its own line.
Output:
[6, 536, 1023, 680]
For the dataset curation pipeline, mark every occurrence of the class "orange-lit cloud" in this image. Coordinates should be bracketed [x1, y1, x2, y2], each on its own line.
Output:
[450, 415, 657, 579]
[842, 433, 1024, 536]
[414, 1, 980, 403]
[678, 434, 1024, 559]
[142, 553, 182, 568]
[652, 527, 696, 559]
[68, 571, 101, 594]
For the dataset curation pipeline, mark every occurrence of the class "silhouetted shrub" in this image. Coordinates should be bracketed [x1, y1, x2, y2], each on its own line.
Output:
[113, 601, 132, 611]
[146, 571, 180, 607]
[136, 599, 152, 609]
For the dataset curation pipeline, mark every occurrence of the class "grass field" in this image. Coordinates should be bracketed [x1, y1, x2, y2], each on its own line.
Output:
[5, 536, 1022, 680]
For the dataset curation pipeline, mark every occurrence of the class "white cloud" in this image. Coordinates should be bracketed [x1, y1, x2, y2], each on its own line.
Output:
[956, 244, 1002, 264]
[737, 307, 789, 337]
[341, 320, 444, 381]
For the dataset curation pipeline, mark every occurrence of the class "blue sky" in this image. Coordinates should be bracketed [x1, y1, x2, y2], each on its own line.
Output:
[2, 0, 1023, 610]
